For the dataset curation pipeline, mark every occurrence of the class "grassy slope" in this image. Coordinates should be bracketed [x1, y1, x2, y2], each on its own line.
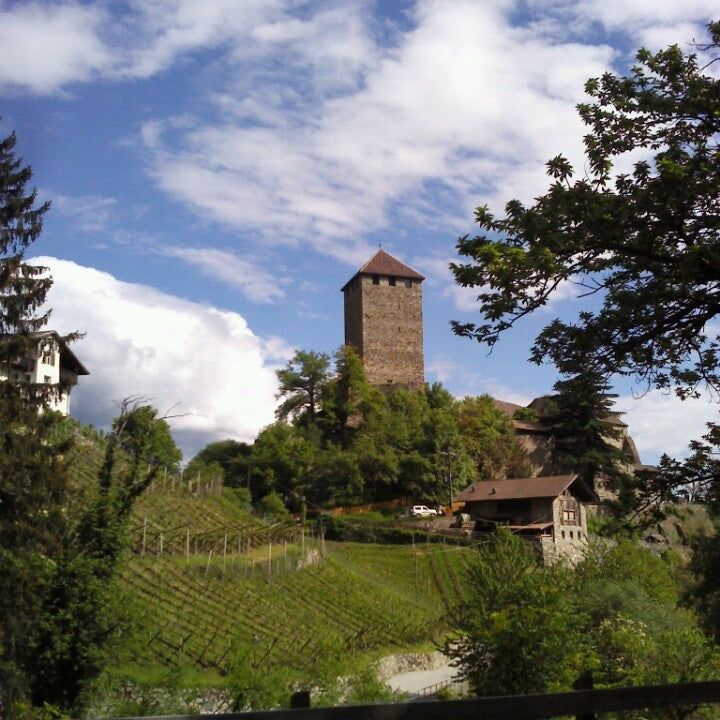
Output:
[63, 425, 470, 686]
[115, 540, 469, 685]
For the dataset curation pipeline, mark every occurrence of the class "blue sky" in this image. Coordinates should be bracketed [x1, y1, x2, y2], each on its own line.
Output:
[2, 0, 717, 461]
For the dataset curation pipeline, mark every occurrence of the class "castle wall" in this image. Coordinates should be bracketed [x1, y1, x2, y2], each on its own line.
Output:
[343, 276, 363, 353]
[360, 275, 424, 389]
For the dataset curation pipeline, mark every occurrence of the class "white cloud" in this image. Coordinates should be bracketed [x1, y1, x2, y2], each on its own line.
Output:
[162, 246, 286, 303]
[54, 194, 117, 232]
[0, 0, 372, 95]
[0, 1, 112, 93]
[141, 0, 615, 263]
[616, 390, 720, 463]
[33, 256, 282, 458]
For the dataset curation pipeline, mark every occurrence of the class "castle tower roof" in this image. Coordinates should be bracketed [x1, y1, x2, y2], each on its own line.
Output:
[341, 249, 424, 291]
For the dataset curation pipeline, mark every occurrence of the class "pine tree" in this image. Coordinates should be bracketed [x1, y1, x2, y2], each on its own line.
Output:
[0, 130, 70, 712]
[543, 369, 631, 495]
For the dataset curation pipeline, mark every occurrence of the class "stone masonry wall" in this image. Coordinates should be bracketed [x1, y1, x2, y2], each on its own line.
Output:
[344, 274, 424, 389]
[343, 276, 363, 352]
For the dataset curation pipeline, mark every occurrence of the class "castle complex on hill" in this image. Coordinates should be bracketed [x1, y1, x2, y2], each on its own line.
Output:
[341, 247, 645, 479]
[341, 250, 646, 562]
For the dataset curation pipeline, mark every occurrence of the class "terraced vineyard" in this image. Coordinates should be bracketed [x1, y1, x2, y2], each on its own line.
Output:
[118, 541, 471, 680]
[130, 492, 303, 556]
[61, 424, 472, 683]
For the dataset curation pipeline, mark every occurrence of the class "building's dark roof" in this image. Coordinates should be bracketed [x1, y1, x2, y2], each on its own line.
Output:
[455, 474, 597, 503]
[634, 463, 658, 474]
[341, 249, 424, 291]
[513, 420, 551, 434]
[492, 398, 523, 416]
[32, 331, 89, 375]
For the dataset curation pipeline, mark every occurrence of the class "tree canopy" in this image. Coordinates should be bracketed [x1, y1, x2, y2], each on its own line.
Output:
[206, 345, 533, 511]
[451, 22, 719, 395]
[450, 22, 720, 511]
[275, 350, 332, 425]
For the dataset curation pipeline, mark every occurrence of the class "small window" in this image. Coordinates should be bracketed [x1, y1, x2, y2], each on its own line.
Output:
[569, 531, 574, 539]
[561, 531, 565, 539]
[44, 375, 52, 384]
[389, 276, 396, 286]
[372, 275, 380, 285]
[404, 279, 412, 288]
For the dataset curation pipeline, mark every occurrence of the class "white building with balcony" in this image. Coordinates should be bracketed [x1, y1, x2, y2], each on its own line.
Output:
[1, 331, 89, 416]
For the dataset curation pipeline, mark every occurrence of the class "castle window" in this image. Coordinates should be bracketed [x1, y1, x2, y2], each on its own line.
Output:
[372, 275, 380, 285]
[389, 277, 396, 286]
[44, 375, 51, 384]
[404, 279, 412, 288]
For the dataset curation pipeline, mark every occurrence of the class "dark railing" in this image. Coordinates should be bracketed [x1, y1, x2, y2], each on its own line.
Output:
[113, 679, 720, 720]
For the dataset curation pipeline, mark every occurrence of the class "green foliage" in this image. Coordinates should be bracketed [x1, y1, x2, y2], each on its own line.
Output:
[0, 129, 79, 713]
[244, 348, 533, 509]
[113, 404, 181, 471]
[184, 457, 224, 487]
[688, 533, 720, 641]
[116, 541, 468, 684]
[448, 531, 720, 701]
[322, 515, 473, 545]
[543, 369, 633, 497]
[455, 395, 532, 480]
[449, 23, 720, 516]
[513, 406, 538, 422]
[258, 490, 290, 519]
[275, 350, 332, 425]
[343, 666, 398, 704]
[190, 439, 251, 488]
[223, 485, 252, 511]
[24, 401, 164, 712]
[445, 531, 585, 695]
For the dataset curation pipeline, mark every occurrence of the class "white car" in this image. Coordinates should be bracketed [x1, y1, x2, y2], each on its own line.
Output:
[409, 505, 438, 518]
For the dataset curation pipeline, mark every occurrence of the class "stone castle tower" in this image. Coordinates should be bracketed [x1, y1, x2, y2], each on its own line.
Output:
[341, 249, 425, 389]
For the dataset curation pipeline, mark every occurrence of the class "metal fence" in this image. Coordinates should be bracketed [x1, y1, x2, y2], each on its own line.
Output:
[113, 679, 720, 720]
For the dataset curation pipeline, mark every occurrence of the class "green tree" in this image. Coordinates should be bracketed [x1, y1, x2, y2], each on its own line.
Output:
[190, 439, 252, 488]
[543, 368, 632, 495]
[248, 422, 317, 507]
[0, 129, 77, 713]
[320, 345, 382, 445]
[275, 350, 332, 425]
[25, 399, 162, 712]
[450, 22, 720, 505]
[257, 489, 290, 520]
[449, 533, 720, 700]
[688, 533, 720, 642]
[112, 402, 181, 471]
[445, 530, 586, 695]
[455, 395, 531, 480]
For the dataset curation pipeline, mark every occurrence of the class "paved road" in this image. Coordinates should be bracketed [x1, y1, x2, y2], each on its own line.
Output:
[386, 664, 458, 694]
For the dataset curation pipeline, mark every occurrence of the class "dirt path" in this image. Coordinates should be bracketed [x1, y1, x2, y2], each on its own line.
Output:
[386, 664, 458, 694]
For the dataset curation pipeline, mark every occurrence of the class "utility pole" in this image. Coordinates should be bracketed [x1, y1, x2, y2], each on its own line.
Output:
[441, 450, 456, 512]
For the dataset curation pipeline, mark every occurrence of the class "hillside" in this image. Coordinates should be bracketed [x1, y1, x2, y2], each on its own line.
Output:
[116, 540, 469, 683]
[60, 424, 470, 691]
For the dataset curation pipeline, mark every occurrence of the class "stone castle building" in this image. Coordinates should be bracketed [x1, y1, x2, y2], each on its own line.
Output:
[342, 249, 425, 389]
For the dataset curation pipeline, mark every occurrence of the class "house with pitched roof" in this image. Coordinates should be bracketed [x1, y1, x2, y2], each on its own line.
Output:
[1, 331, 89, 416]
[455, 474, 598, 564]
